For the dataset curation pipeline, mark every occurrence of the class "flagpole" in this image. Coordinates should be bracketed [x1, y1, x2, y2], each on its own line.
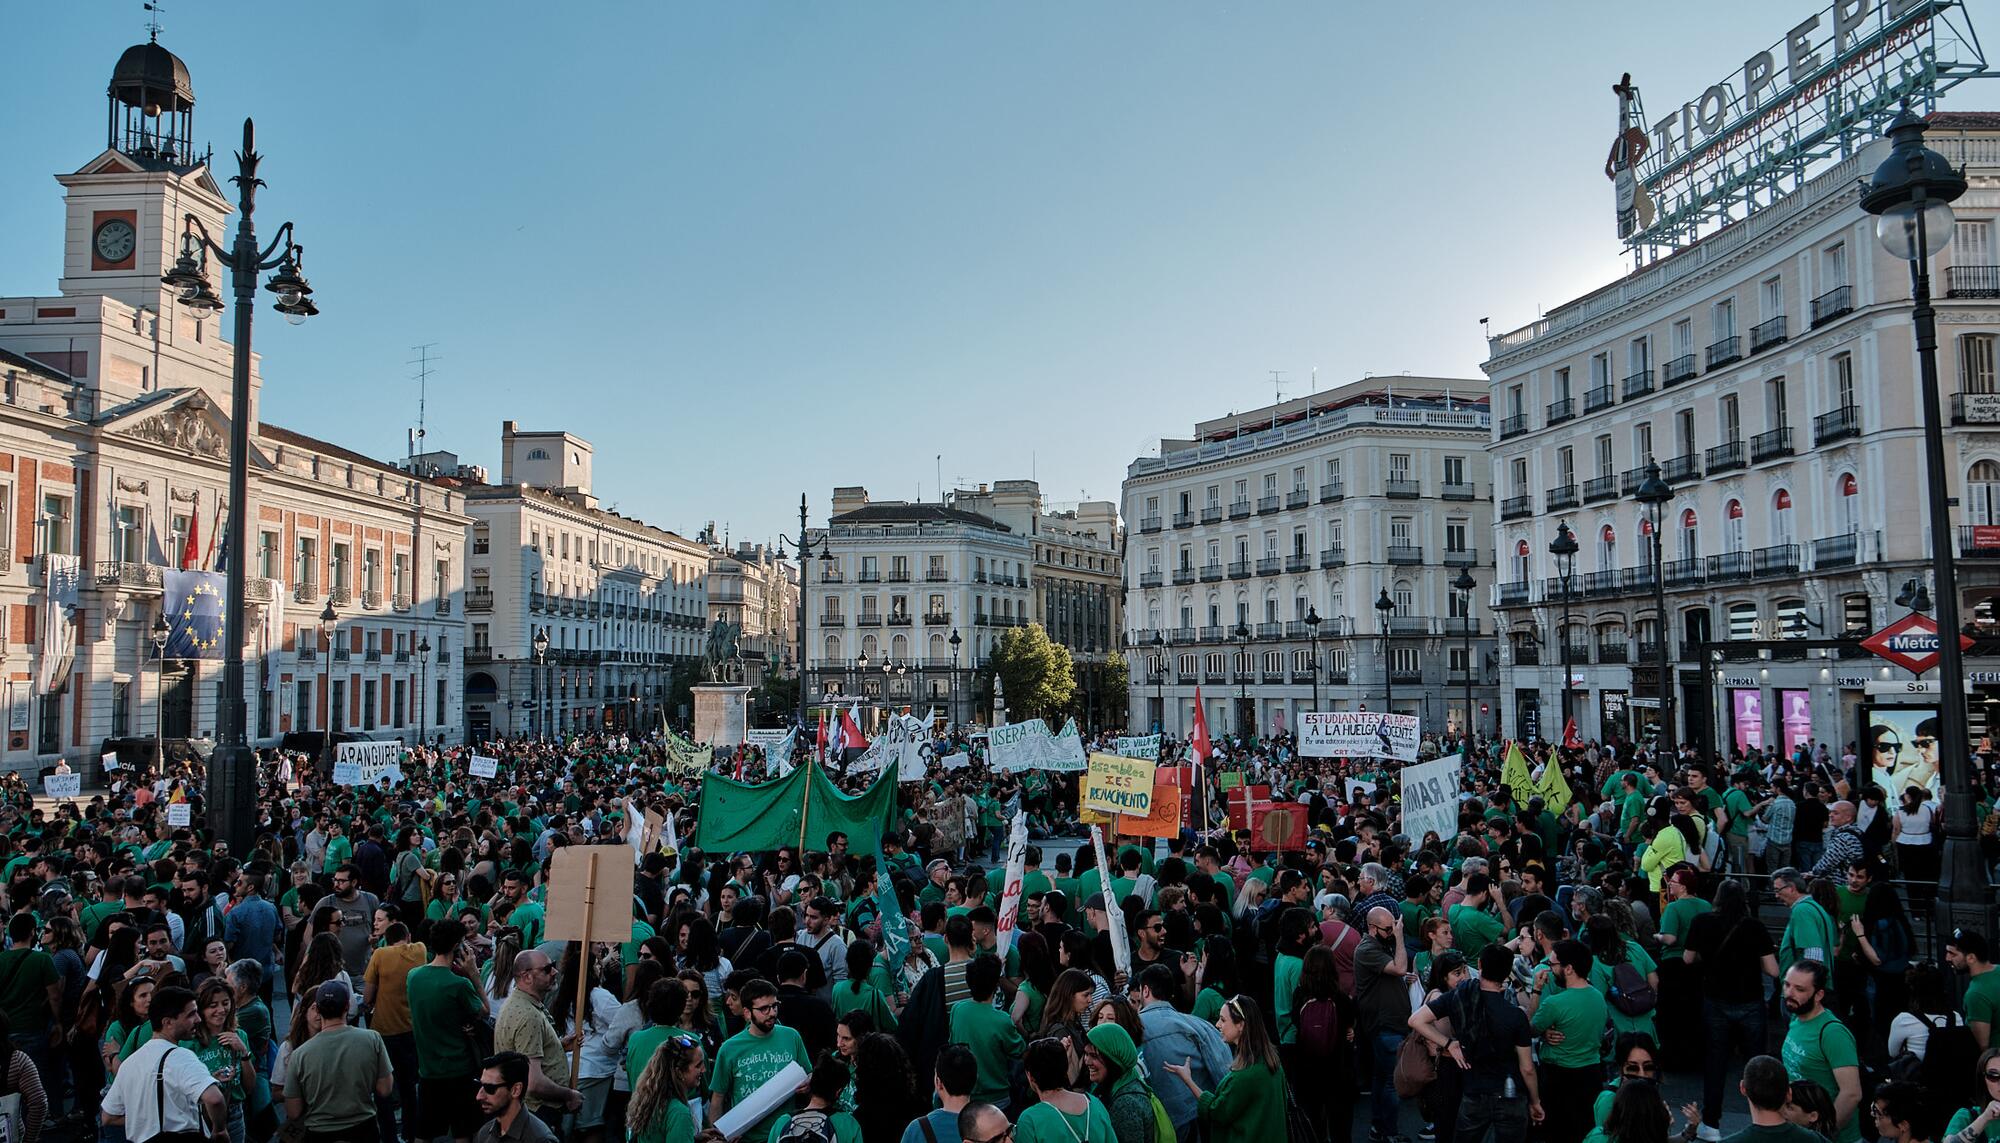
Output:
[798, 756, 814, 857]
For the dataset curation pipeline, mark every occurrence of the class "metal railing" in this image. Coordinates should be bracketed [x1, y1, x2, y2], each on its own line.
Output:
[1387, 545, 1423, 565]
[1751, 427, 1794, 463]
[1546, 397, 1576, 424]
[1750, 315, 1788, 353]
[1320, 482, 1344, 502]
[1706, 551, 1753, 582]
[1287, 488, 1310, 509]
[1662, 355, 1697, 386]
[1256, 557, 1281, 575]
[1546, 484, 1579, 511]
[1385, 479, 1422, 498]
[1705, 440, 1746, 474]
[1257, 495, 1281, 514]
[1753, 544, 1801, 577]
[1583, 475, 1619, 503]
[1705, 334, 1742, 369]
[1947, 265, 2000, 298]
[1661, 454, 1701, 483]
[1320, 547, 1345, 567]
[1815, 404, 1861, 444]
[1811, 285, 1853, 326]
[1585, 385, 1615, 413]
[1229, 500, 1252, 519]
[1441, 482, 1477, 500]
[1500, 413, 1528, 438]
[1501, 494, 1534, 520]
[1813, 533, 1858, 568]
[1139, 516, 1162, 533]
[1623, 368, 1656, 398]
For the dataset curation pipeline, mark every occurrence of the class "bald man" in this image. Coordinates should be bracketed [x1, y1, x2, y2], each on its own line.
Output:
[960, 1102, 1009, 1143]
[1810, 801, 1865, 877]
[1355, 905, 1412, 1142]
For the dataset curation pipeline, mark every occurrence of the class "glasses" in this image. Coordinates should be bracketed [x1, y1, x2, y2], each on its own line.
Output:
[965, 1130, 1015, 1143]
[476, 1082, 511, 1094]
[1621, 1061, 1658, 1076]
[1914, 738, 1938, 749]
[1985, 1071, 2000, 1083]
[751, 1003, 779, 1014]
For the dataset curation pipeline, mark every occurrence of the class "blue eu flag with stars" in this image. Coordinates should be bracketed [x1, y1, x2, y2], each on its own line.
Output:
[163, 570, 226, 660]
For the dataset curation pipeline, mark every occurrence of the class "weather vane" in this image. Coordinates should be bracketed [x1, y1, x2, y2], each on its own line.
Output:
[143, 1, 164, 41]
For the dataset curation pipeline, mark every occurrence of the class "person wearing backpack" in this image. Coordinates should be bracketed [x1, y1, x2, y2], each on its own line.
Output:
[1837, 858, 1914, 1049]
[1290, 945, 1355, 1143]
[1885, 964, 1980, 1117]
[1407, 944, 1541, 1143]
[1583, 916, 1658, 1044]
[768, 1058, 862, 1143]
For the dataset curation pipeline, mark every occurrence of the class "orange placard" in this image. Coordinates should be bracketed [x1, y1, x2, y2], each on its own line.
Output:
[1118, 779, 1183, 838]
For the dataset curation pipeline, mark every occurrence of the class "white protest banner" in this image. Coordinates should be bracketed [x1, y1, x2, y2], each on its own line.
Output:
[852, 714, 930, 781]
[167, 802, 192, 827]
[1113, 734, 1160, 761]
[1345, 778, 1378, 804]
[43, 773, 80, 800]
[988, 718, 1088, 773]
[1298, 711, 1420, 761]
[940, 751, 972, 771]
[744, 729, 789, 752]
[1398, 756, 1463, 843]
[994, 810, 1029, 958]
[101, 752, 122, 772]
[1089, 825, 1131, 977]
[333, 740, 406, 787]
[468, 755, 500, 779]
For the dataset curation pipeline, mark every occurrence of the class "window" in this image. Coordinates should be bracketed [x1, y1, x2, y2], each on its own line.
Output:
[1556, 446, 1575, 485]
[331, 543, 351, 591]
[1961, 334, 1997, 394]
[1444, 456, 1465, 486]
[1389, 518, 1412, 547]
[1969, 461, 2000, 525]
[1675, 409, 1696, 455]
[1680, 508, 1700, 559]
[1724, 499, 1745, 552]
[1670, 320, 1691, 357]
[1714, 297, 1736, 338]
[1761, 276, 1783, 321]
[41, 494, 71, 556]
[1508, 385, 1524, 417]
[526, 448, 550, 461]
[1766, 378, 1789, 429]
[1513, 540, 1530, 583]
[1634, 423, 1654, 464]
[115, 505, 143, 563]
[1597, 524, 1617, 570]
[1510, 457, 1529, 495]
[1720, 394, 1741, 443]
[1595, 435, 1614, 477]
[1955, 219, 1993, 266]
[1445, 519, 1468, 554]
[1837, 472, 1860, 534]
[1556, 366, 1574, 399]
[362, 549, 381, 594]
[294, 537, 317, 587]
[1291, 466, 1307, 492]
[259, 530, 280, 578]
[1326, 458, 1341, 483]
[434, 558, 450, 602]
[111, 681, 130, 737]
[1831, 353, 1855, 408]
[1727, 602, 1759, 641]
[392, 679, 407, 729]
[1823, 242, 1848, 289]
[1389, 453, 1411, 482]
[1773, 489, 1795, 544]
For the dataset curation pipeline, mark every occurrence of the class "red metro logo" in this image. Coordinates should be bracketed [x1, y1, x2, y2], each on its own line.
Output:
[1859, 612, 1974, 675]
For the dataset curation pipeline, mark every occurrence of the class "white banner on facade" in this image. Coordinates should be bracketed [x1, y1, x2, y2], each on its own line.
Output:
[1113, 734, 1160, 760]
[43, 773, 80, 799]
[1298, 711, 1420, 761]
[1398, 756, 1463, 843]
[333, 740, 405, 786]
[988, 717, 1088, 773]
[36, 554, 81, 695]
[468, 754, 499, 779]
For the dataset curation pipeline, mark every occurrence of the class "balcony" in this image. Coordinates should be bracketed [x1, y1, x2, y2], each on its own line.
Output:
[1663, 557, 1705, 587]
[1636, 640, 1664, 663]
[1320, 546, 1346, 568]
[1811, 284, 1854, 326]
[1811, 533, 1858, 568]
[857, 614, 882, 627]
[464, 588, 492, 612]
[293, 580, 320, 605]
[1512, 643, 1540, 665]
[1562, 643, 1593, 666]
[1706, 552, 1752, 582]
[974, 614, 990, 627]
[1172, 567, 1196, 585]
[1443, 548, 1478, 567]
[1623, 564, 1657, 592]
[95, 561, 162, 592]
[819, 613, 845, 627]
[1500, 494, 1535, 521]
[1623, 368, 1657, 399]
[394, 650, 410, 664]
[1585, 384, 1615, 413]
[1172, 512, 1195, 529]
[296, 646, 316, 664]
[1389, 667, 1424, 685]
[1139, 571, 1163, 588]
[1584, 569, 1620, 597]
[1441, 482, 1476, 501]
[1324, 669, 1350, 684]
[1750, 316, 1788, 354]
[332, 647, 351, 662]
[1660, 454, 1701, 484]
[1961, 525, 2000, 558]
[1753, 544, 1801, 577]
[1947, 265, 2000, 298]
[1385, 479, 1422, 499]
[1499, 412, 1528, 438]
[1199, 626, 1227, 642]
[1139, 516, 1162, 533]
[245, 580, 272, 604]
[1954, 393, 2000, 424]
[1211, 561, 1235, 581]
[1546, 397, 1576, 425]
[1751, 427, 1794, 463]
[1620, 466, 1652, 496]
[1498, 581, 1531, 607]
[1597, 642, 1630, 664]
[887, 613, 913, 626]
[1583, 475, 1619, 504]
[1704, 440, 1746, 474]
[1320, 482, 1344, 503]
[364, 649, 383, 664]
[1202, 506, 1224, 524]
[1257, 495, 1281, 515]
[1705, 335, 1742, 369]
[1814, 404, 1862, 445]
[1388, 615, 1430, 635]
[327, 586, 352, 606]
[1285, 554, 1312, 573]
[1545, 483, 1579, 511]
[887, 570, 911, 583]
[1256, 621, 1284, 639]
[1228, 500, 1251, 520]
[1442, 616, 1480, 636]
[1656, 356, 1694, 388]
[822, 570, 846, 584]
[857, 570, 881, 583]
[1287, 488, 1310, 509]
[362, 590, 384, 610]
[529, 590, 547, 612]
[1256, 557, 1281, 575]
[1383, 545, 1421, 566]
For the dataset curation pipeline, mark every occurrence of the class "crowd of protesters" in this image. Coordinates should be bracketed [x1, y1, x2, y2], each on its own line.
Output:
[0, 720, 1983, 1143]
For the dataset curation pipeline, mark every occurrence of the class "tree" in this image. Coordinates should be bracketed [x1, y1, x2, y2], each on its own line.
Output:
[985, 623, 1076, 723]
[751, 671, 799, 726]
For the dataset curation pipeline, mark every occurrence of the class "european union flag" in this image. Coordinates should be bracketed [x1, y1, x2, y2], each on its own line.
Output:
[163, 570, 226, 660]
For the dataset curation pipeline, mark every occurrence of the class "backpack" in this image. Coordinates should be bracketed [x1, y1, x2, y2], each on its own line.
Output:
[1297, 996, 1340, 1058]
[1607, 961, 1657, 1016]
[1907, 1014, 1981, 1111]
[777, 1110, 835, 1143]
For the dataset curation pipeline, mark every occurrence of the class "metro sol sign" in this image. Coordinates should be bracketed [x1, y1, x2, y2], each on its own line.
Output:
[1859, 612, 1975, 675]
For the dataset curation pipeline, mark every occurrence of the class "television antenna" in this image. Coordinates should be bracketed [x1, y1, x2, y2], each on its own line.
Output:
[407, 343, 439, 460]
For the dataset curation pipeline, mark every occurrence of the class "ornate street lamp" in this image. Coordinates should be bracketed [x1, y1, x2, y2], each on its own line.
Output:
[417, 635, 432, 745]
[151, 610, 172, 768]
[948, 628, 962, 730]
[1375, 589, 1396, 715]
[1303, 607, 1323, 720]
[1635, 463, 1674, 755]
[1453, 567, 1478, 744]
[1550, 520, 1579, 740]
[1150, 631, 1167, 734]
[1233, 622, 1251, 739]
[531, 626, 550, 741]
[319, 600, 337, 769]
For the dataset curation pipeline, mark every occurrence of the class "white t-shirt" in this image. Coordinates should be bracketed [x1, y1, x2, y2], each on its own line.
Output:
[1896, 806, 1935, 846]
[103, 1038, 219, 1139]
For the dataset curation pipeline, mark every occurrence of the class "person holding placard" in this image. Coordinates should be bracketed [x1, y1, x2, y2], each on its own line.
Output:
[708, 979, 810, 1142]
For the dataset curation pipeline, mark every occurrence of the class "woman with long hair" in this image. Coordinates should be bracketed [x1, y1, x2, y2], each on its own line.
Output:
[290, 932, 348, 1002]
[1940, 1047, 2000, 1143]
[267, 993, 321, 1105]
[674, 970, 722, 1057]
[1015, 1036, 1115, 1143]
[1039, 969, 1097, 1043]
[625, 1029, 704, 1143]
[1585, 915, 1659, 1041]
[1785, 1080, 1838, 1140]
[1191, 937, 1237, 1024]
[1291, 944, 1355, 1143]
[1683, 877, 1777, 1137]
[1088, 996, 1142, 1044]
[851, 1032, 924, 1143]
[1085, 1021, 1165, 1143]
[676, 915, 732, 1000]
[181, 977, 251, 1143]
[1887, 962, 1961, 1064]
[556, 944, 623, 1143]
[425, 872, 465, 922]
[484, 928, 524, 1017]
[1894, 787, 1941, 895]
[1598, 1079, 1673, 1143]
[831, 939, 898, 1033]
[1160, 995, 1286, 1143]
[1011, 931, 1056, 1034]
[103, 975, 154, 1074]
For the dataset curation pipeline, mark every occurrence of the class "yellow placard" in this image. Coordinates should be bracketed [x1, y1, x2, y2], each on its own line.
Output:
[1083, 753, 1155, 816]
[1500, 741, 1535, 800]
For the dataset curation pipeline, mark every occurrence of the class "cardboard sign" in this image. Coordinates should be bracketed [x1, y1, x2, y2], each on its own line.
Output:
[468, 755, 499, 779]
[1083, 753, 1155, 815]
[1113, 734, 1161, 760]
[101, 752, 121, 772]
[1248, 801, 1308, 851]
[1344, 778, 1378, 805]
[43, 773, 80, 800]
[167, 802, 192, 827]
[545, 845, 638, 944]
[333, 741, 405, 786]
[1117, 778, 1183, 838]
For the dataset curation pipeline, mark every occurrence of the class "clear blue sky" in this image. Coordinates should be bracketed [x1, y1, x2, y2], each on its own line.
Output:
[6, 2, 1992, 543]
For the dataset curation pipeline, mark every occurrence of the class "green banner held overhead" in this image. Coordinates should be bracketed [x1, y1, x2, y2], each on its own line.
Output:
[694, 761, 900, 856]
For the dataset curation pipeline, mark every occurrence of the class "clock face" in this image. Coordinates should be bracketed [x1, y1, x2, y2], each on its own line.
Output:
[94, 219, 136, 264]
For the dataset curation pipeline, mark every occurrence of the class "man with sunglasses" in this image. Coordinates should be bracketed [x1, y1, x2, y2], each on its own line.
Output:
[473, 1052, 555, 1143]
[492, 949, 581, 1132]
[959, 1102, 1011, 1143]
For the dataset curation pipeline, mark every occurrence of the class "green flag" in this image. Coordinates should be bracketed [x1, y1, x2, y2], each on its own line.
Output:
[694, 761, 899, 855]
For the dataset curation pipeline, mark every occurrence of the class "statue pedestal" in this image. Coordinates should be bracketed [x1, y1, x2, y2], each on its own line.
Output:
[692, 685, 752, 748]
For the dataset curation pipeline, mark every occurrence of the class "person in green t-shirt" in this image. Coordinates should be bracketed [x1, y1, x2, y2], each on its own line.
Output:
[1774, 871, 1837, 970]
[405, 920, 488, 1141]
[946, 955, 1022, 1106]
[1730, 1053, 1829, 1143]
[1947, 930, 2000, 1051]
[1532, 939, 1609, 1143]
[709, 980, 811, 1142]
[626, 1024, 706, 1143]
[766, 1058, 861, 1143]
[1723, 773, 1760, 874]
[1654, 869, 1711, 961]
[1779, 962, 1863, 1143]
[1447, 875, 1507, 960]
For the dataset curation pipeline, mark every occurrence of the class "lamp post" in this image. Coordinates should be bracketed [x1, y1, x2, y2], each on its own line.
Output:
[1550, 520, 1579, 741]
[1303, 607, 1323, 721]
[160, 119, 318, 852]
[318, 601, 336, 771]
[789, 494, 837, 742]
[1454, 567, 1478, 745]
[1635, 462, 1675, 756]
[1375, 589, 1396, 716]
[1080, 641, 1097, 737]
[1860, 109, 1988, 934]
[417, 635, 431, 746]
[1233, 622, 1251, 739]
[151, 611, 171, 767]
[948, 629, 962, 730]
[531, 626, 550, 741]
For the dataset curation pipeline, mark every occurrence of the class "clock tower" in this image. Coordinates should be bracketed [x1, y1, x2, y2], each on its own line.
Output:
[55, 33, 232, 321]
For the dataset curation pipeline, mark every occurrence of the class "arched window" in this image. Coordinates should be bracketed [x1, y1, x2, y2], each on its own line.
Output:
[1598, 523, 1617, 571]
[1264, 589, 1280, 624]
[1513, 539, 1530, 584]
[1727, 601, 1759, 640]
[890, 634, 907, 661]
[1970, 461, 2000, 525]
[1837, 472, 1860, 535]
[1294, 594, 1311, 620]
[1776, 598, 1808, 638]
[527, 448, 550, 461]
[1725, 499, 1746, 553]
[861, 634, 878, 660]
[1680, 508, 1700, 560]
[1772, 489, 1795, 546]
[1393, 579, 1414, 615]
[928, 633, 945, 660]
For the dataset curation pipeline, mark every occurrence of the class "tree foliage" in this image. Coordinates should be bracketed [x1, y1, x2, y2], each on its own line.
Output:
[986, 623, 1076, 723]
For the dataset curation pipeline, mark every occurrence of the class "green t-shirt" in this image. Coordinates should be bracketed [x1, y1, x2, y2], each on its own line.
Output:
[1722, 1123, 1831, 1143]
[1965, 969, 2000, 1030]
[1944, 1108, 2000, 1143]
[948, 999, 1024, 1104]
[178, 1036, 246, 1100]
[404, 964, 486, 1079]
[1781, 1009, 1860, 1143]
[508, 901, 546, 947]
[1780, 899, 1837, 969]
[1192, 986, 1225, 1025]
[625, 1024, 677, 1091]
[1015, 1097, 1116, 1143]
[323, 836, 352, 874]
[1449, 903, 1505, 960]
[633, 1091, 698, 1143]
[709, 1025, 812, 1143]
[1723, 789, 1756, 837]
[0, 948, 58, 1027]
[1272, 953, 1304, 1044]
[768, 1111, 861, 1143]
[1658, 898, 1711, 962]
[1531, 985, 1608, 1069]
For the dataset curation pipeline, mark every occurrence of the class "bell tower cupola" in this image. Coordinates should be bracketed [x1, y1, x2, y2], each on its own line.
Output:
[107, 31, 202, 169]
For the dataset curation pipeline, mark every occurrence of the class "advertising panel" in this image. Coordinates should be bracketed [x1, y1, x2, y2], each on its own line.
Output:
[1864, 704, 1941, 799]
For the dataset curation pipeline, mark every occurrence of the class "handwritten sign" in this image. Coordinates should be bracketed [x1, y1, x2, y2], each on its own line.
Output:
[468, 755, 499, 779]
[1299, 712, 1420, 761]
[1113, 734, 1160, 761]
[333, 740, 405, 787]
[1083, 753, 1154, 816]
[43, 773, 80, 800]
[167, 802, 192, 828]
[101, 752, 121, 772]
[1117, 777, 1182, 838]
[1399, 756, 1464, 844]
